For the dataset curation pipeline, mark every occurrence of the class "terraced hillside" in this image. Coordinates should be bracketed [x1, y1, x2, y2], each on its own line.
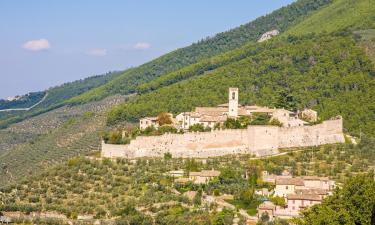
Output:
[0, 95, 126, 186]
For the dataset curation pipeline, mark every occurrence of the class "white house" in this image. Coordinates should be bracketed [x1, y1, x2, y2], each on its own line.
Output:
[274, 177, 304, 197]
[139, 117, 159, 130]
[189, 170, 221, 184]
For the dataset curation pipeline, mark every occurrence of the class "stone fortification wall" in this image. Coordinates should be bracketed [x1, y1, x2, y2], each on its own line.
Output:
[101, 118, 345, 158]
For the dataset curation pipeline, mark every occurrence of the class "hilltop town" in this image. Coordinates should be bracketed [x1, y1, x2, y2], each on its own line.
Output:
[102, 88, 345, 159]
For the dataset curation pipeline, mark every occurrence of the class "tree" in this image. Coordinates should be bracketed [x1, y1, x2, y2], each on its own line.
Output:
[189, 124, 205, 132]
[157, 112, 173, 126]
[270, 196, 286, 207]
[164, 152, 172, 160]
[239, 187, 254, 205]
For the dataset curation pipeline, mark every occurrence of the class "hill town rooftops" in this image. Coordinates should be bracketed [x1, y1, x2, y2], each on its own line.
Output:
[276, 177, 304, 186]
[258, 201, 276, 210]
[287, 193, 322, 201]
[302, 176, 330, 181]
[189, 170, 221, 177]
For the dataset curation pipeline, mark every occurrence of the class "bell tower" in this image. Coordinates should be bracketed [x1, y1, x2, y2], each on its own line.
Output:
[228, 87, 238, 118]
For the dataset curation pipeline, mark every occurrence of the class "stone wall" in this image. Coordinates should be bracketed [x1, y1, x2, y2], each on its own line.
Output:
[101, 117, 345, 158]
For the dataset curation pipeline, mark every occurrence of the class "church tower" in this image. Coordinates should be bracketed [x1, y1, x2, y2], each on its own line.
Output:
[228, 87, 238, 118]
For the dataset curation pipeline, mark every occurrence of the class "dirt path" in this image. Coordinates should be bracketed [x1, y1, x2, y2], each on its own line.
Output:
[0, 92, 48, 112]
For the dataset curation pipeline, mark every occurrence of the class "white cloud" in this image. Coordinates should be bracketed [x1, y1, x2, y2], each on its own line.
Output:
[87, 48, 107, 56]
[22, 39, 51, 51]
[133, 42, 151, 50]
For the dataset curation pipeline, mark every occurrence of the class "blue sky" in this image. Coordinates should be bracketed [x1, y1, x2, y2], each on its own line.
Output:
[0, 0, 295, 99]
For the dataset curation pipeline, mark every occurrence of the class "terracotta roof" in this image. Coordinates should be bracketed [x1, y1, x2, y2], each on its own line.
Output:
[195, 107, 228, 116]
[303, 176, 330, 181]
[296, 189, 328, 196]
[238, 108, 249, 116]
[287, 194, 322, 201]
[183, 191, 197, 200]
[245, 105, 275, 113]
[217, 103, 243, 107]
[276, 177, 304, 186]
[189, 170, 221, 177]
[141, 117, 158, 121]
[200, 115, 227, 122]
[174, 178, 189, 183]
[184, 112, 201, 118]
[258, 201, 275, 210]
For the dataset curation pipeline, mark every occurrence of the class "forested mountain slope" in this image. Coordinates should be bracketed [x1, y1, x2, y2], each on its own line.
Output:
[0, 71, 121, 128]
[107, 0, 375, 138]
[0, 92, 46, 110]
[286, 0, 375, 35]
[108, 34, 375, 137]
[67, 0, 332, 105]
[0, 95, 126, 186]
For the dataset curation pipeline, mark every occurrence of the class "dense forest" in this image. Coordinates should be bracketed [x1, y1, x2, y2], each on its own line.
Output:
[67, 0, 332, 105]
[107, 34, 375, 137]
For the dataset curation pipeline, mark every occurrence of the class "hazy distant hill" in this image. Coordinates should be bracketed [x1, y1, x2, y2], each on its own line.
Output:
[0, 71, 121, 128]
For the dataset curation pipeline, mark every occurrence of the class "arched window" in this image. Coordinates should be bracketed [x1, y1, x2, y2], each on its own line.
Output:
[232, 92, 236, 100]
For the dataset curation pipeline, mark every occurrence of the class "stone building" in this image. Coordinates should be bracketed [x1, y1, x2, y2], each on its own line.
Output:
[188, 170, 221, 184]
[258, 174, 336, 219]
[139, 117, 159, 130]
[274, 177, 305, 197]
[169, 88, 314, 131]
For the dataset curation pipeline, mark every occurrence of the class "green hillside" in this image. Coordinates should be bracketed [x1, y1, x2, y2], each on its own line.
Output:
[67, 0, 332, 105]
[0, 71, 121, 129]
[0, 92, 45, 110]
[287, 0, 375, 35]
[108, 34, 375, 137]
[0, 95, 126, 186]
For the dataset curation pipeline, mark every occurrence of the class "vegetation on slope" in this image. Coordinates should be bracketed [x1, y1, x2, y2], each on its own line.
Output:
[355, 29, 375, 64]
[0, 71, 121, 129]
[0, 96, 125, 186]
[286, 0, 375, 35]
[107, 34, 375, 137]
[0, 92, 46, 110]
[67, 0, 332, 105]
[1, 139, 374, 224]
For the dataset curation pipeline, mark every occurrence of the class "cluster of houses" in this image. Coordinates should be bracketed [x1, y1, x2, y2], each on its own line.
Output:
[167, 169, 221, 185]
[165, 168, 334, 220]
[139, 88, 318, 131]
[257, 171, 336, 219]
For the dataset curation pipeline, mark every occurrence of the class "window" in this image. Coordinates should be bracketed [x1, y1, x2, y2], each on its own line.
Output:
[293, 200, 295, 204]
[232, 92, 235, 100]
[286, 186, 288, 190]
